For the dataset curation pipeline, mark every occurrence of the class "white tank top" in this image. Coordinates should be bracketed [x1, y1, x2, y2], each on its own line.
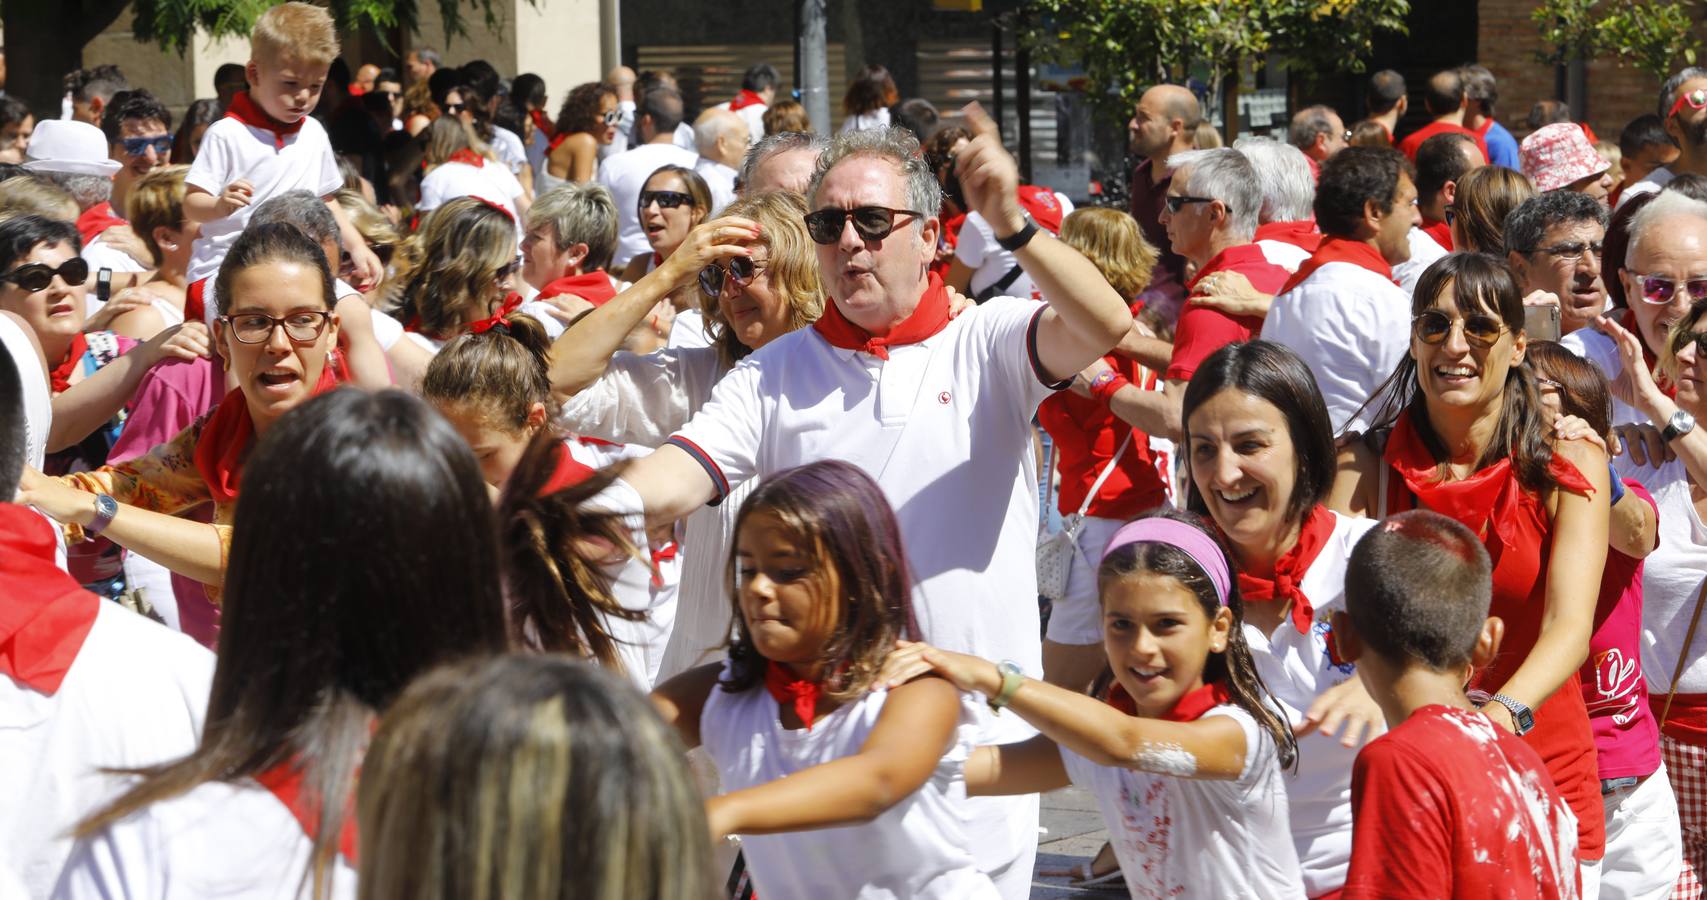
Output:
[0, 314, 62, 564]
[700, 665, 999, 899]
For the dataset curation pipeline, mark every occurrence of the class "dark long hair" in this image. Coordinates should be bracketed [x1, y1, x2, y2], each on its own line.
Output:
[1527, 341, 1613, 439]
[77, 390, 511, 899]
[1357, 252, 1559, 492]
[1095, 508, 1298, 768]
[721, 460, 920, 701]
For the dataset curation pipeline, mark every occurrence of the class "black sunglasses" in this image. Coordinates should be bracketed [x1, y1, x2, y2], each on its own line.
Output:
[495, 256, 523, 281]
[639, 190, 693, 211]
[1164, 195, 1217, 214]
[443, 102, 466, 115]
[699, 256, 761, 297]
[1, 257, 88, 292]
[1412, 309, 1507, 348]
[803, 206, 924, 245]
[121, 135, 174, 158]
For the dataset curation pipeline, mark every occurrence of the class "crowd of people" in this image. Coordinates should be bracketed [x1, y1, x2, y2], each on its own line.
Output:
[3, 3, 1707, 898]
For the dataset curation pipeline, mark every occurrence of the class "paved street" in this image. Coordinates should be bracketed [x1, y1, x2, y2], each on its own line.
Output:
[1030, 784, 1120, 898]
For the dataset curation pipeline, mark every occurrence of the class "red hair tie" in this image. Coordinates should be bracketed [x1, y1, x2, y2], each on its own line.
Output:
[469, 195, 515, 222]
[467, 292, 525, 335]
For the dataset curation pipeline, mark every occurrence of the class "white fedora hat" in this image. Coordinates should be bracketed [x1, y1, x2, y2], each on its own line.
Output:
[23, 120, 121, 177]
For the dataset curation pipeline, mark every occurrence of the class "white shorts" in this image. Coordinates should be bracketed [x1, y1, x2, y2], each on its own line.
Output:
[1044, 515, 1127, 646]
[1599, 763, 1683, 900]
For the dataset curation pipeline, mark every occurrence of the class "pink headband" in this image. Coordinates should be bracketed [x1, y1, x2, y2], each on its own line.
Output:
[1102, 518, 1232, 608]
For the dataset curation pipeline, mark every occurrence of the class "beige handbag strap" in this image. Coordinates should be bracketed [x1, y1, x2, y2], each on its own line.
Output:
[1661, 574, 1707, 729]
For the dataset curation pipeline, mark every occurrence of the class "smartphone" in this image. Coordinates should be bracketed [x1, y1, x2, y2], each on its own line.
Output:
[1524, 304, 1561, 342]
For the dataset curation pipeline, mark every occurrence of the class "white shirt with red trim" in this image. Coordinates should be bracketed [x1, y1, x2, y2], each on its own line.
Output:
[53, 776, 357, 899]
[184, 116, 343, 284]
[1060, 705, 1306, 899]
[1240, 511, 1378, 896]
[1, 603, 212, 897]
[1260, 260, 1410, 435]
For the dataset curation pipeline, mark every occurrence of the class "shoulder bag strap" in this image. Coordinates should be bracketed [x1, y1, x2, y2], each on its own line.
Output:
[1074, 430, 1135, 519]
[1661, 573, 1707, 728]
[974, 263, 1027, 303]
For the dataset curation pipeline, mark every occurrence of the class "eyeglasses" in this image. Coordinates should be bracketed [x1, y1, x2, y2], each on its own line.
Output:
[803, 206, 924, 244]
[639, 190, 693, 212]
[1164, 195, 1217, 214]
[1412, 309, 1508, 348]
[495, 256, 523, 281]
[443, 103, 466, 115]
[1669, 88, 1707, 119]
[1342, 129, 1354, 142]
[602, 109, 622, 126]
[698, 256, 763, 297]
[1, 257, 88, 292]
[1531, 240, 1603, 264]
[1673, 329, 1707, 359]
[121, 135, 173, 158]
[220, 311, 332, 344]
[1630, 272, 1707, 305]
[1534, 375, 1563, 392]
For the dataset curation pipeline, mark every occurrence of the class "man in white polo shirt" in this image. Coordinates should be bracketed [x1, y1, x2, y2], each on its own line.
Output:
[1262, 146, 1419, 435]
[613, 106, 1131, 896]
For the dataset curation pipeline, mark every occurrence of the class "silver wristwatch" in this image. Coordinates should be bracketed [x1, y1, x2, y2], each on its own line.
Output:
[1489, 693, 1535, 735]
[1663, 409, 1696, 443]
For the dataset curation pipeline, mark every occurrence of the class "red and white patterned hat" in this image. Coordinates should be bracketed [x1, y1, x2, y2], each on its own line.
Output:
[1520, 122, 1608, 192]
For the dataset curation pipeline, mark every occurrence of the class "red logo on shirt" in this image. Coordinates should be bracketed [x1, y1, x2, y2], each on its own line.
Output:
[938, 391, 951, 405]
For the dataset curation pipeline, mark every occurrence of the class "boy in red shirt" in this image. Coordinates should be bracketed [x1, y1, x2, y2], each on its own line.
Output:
[1334, 510, 1581, 899]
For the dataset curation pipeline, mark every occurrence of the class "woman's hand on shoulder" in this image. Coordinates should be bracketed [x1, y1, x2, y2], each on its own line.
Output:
[1297, 675, 1385, 748]
[138, 321, 211, 366]
[1551, 414, 1607, 455]
[876, 639, 999, 697]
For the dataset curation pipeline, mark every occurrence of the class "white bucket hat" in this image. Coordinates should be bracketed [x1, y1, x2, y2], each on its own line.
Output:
[23, 120, 121, 177]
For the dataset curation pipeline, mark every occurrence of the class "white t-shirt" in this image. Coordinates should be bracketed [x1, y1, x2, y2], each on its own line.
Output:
[841, 108, 892, 133]
[1560, 325, 1655, 483]
[956, 200, 1075, 301]
[82, 236, 148, 274]
[1641, 458, 1707, 694]
[0, 313, 50, 471]
[1257, 239, 1311, 273]
[1060, 705, 1306, 900]
[1260, 259, 1411, 435]
[0, 603, 213, 897]
[1391, 226, 1449, 296]
[1616, 165, 1677, 211]
[489, 125, 528, 176]
[184, 116, 342, 283]
[694, 157, 737, 216]
[53, 777, 358, 899]
[667, 308, 712, 350]
[714, 100, 767, 145]
[1242, 511, 1378, 896]
[596, 141, 701, 266]
[700, 669, 999, 900]
[417, 160, 525, 220]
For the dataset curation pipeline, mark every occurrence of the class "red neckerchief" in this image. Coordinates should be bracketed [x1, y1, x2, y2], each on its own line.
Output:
[538, 271, 617, 306]
[650, 541, 678, 588]
[75, 202, 127, 245]
[1106, 679, 1231, 722]
[49, 333, 89, 394]
[1187, 243, 1290, 294]
[1383, 410, 1593, 550]
[224, 91, 304, 151]
[1235, 504, 1336, 635]
[765, 661, 828, 730]
[463, 292, 526, 337]
[1254, 220, 1322, 254]
[253, 758, 359, 863]
[448, 148, 485, 168]
[538, 442, 596, 497]
[813, 273, 952, 360]
[185, 278, 208, 326]
[194, 365, 342, 504]
[1278, 236, 1395, 295]
[528, 109, 555, 141]
[0, 506, 101, 695]
[1422, 219, 1454, 252]
[548, 131, 571, 152]
[729, 89, 767, 112]
[1015, 185, 1065, 234]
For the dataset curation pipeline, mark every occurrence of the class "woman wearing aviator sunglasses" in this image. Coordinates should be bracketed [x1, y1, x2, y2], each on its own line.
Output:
[1333, 252, 1613, 883]
[17, 223, 342, 603]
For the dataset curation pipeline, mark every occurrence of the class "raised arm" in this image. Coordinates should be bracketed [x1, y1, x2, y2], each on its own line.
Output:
[48, 323, 209, 452]
[17, 465, 227, 585]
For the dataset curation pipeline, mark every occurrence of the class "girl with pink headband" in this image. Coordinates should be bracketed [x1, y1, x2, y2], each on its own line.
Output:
[880, 508, 1304, 898]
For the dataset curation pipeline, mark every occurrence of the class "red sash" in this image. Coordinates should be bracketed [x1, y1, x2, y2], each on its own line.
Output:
[75, 202, 127, 245]
[1107, 679, 1232, 722]
[538, 272, 618, 306]
[224, 92, 304, 151]
[1015, 185, 1066, 234]
[766, 661, 828, 730]
[49, 333, 89, 395]
[0, 506, 101, 695]
[193, 366, 342, 505]
[1278, 236, 1395, 296]
[253, 758, 359, 863]
[812, 273, 952, 360]
[1253, 220, 1322, 254]
[1234, 505, 1337, 635]
[529, 109, 555, 141]
[729, 89, 767, 112]
[448, 149, 485, 168]
[1422, 219, 1454, 252]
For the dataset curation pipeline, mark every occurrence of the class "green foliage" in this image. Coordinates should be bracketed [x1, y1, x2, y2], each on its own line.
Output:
[129, 0, 514, 56]
[1017, 0, 1408, 124]
[1532, 0, 1701, 80]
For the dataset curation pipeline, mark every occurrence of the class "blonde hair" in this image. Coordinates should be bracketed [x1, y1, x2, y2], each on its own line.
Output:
[126, 165, 190, 266]
[395, 197, 516, 339]
[1192, 121, 1223, 149]
[335, 188, 412, 300]
[1597, 140, 1623, 185]
[697, 191, 824, 365]
[358, 655, 716, 900]
[1059, 207, 1158, 300]
[0, 175, 77, 224]
[252, 2, 339, 68]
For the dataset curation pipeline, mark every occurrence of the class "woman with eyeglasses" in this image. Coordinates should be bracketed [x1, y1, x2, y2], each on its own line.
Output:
[394, 197, 526, 359]
[16, 223, 343, 603]
[547, 81, 620, 188]
[1332, 252, 1612, 887]
[549, 190, 823, 678]
[416, 116, 530, 226]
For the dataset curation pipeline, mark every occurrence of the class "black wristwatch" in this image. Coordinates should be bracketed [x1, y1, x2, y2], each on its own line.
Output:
[996, 218, 1038, 253]
[1489, 693, 1535, 735]
[1663, 410, 1696, 443]
[96, 267, 113, 303]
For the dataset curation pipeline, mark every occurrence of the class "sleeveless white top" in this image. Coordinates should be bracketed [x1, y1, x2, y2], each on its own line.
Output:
[0, 314, 49, 470]
[700, 666, 999, 899]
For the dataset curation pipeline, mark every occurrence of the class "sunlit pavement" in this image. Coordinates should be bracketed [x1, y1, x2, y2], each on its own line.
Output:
[1031, 784, 1121, 897]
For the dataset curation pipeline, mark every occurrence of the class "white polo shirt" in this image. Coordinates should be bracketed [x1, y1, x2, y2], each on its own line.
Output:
[1260, 260, 1411, 434]
[184, 116, 343, 283]
[596, 141, 700, 266]
[1, 602, 212, 896]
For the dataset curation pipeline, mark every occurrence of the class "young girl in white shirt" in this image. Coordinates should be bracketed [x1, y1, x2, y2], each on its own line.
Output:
[881, 508, 1307, 899]
[650, 459, 998, 899]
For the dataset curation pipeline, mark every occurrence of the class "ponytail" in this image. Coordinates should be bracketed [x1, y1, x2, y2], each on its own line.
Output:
[421, 312, 553, 430]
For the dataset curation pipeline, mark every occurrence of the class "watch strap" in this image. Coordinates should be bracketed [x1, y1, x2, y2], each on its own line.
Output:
[987, 661, 1025, 713]
[86, 494, 118, 537]
[996, 219, 1038, 253]
[1490, 693, 1534, 733]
